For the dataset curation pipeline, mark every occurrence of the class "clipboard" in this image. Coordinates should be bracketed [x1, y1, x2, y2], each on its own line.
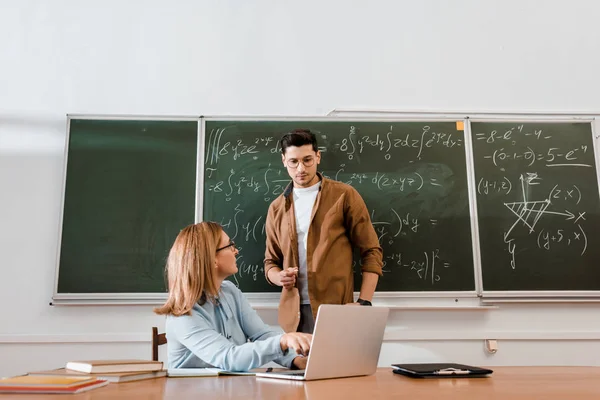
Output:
[392, 363, 493, 378]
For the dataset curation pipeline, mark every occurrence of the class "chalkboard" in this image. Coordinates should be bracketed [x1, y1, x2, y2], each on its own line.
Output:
[56, 118, 197, 295]
[471, 121, 600, 292]
[54, 115, 600, 302]
[202, 119, 476, 293]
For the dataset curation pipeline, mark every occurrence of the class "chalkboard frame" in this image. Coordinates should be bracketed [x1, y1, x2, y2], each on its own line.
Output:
[52, 115, 201, 305]
[199, 116, 481, 304]
[466, 116, 600, 298]
[51, 113, 600, 305]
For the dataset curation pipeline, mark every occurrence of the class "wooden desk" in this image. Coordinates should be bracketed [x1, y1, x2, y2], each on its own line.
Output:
[2, 367, 599, 399]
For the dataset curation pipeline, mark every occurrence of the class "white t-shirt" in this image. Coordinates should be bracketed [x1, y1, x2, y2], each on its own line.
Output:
[293, 181, 321, 304]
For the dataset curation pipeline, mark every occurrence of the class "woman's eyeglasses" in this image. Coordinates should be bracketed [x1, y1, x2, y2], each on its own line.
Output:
[216, 240, 236, 252]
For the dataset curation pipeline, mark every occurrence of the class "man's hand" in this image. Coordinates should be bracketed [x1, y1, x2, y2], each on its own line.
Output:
[280, 332, 312, 356]
[279, 268, 298, 289]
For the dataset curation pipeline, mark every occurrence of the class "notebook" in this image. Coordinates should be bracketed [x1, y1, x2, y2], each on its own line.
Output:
[392, 363, 494, 378]
[255, 304, 389, 381]
[167, 368, 260, 377]
[0, 376, 108, 394]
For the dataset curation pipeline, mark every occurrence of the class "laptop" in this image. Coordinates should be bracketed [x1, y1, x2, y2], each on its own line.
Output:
[255, 304, 389, 381]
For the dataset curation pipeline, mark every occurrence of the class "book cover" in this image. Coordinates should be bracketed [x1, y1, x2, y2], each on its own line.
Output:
[0, 375, 94, 387]
[0, 379, 109, 394]
[66, 359, 163, 374]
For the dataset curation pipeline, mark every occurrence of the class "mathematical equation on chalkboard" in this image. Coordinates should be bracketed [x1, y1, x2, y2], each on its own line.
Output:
[206, 167, 443, 204]
[473, 123, 596, 271]
[206, 124, 462, 165]
[204, 122, 472, 289]
[229, 247, 450, 287]
[219, 203, 447, 284]
[475, 125, 591, 170]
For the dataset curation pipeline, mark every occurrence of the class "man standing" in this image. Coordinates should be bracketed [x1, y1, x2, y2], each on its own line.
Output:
[264, 129, 383, 333]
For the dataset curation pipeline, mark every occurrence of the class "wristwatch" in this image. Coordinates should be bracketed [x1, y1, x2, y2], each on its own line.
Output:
[357, 298, 372, 306]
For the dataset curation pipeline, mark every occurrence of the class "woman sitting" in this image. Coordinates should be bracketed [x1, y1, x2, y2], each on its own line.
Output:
[155, 221, 311, 371]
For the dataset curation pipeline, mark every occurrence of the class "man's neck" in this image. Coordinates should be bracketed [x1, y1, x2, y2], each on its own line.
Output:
[294, 173, 321, 189]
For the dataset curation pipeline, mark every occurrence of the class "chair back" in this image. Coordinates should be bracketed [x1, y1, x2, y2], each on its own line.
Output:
[152, 327, 167, 361]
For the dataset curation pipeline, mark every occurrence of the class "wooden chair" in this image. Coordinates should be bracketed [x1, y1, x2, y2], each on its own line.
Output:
[152, 327, 167, 362]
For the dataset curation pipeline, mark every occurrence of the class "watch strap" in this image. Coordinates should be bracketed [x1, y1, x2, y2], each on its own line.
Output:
[357, 298, 372, 306]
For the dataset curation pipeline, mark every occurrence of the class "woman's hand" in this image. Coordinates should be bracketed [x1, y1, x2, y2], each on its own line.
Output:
[280, 332, 312, 356]
[292, 356, 308, 370]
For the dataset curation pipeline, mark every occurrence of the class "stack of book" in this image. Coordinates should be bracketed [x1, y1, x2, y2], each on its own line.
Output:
[28, 359, 166, 384]
[0, 375, 109, 394]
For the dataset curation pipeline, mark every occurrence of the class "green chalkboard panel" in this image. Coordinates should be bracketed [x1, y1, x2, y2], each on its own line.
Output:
[57, 118, 197, 294]
[471, 121, 600, 292]
[202, 119, 475, 293]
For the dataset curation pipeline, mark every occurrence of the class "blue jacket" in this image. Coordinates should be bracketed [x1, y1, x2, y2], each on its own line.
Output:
[166, 281, 297, 371]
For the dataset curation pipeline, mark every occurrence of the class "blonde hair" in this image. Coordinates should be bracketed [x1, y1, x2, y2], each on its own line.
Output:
[154, 221, 223, 316]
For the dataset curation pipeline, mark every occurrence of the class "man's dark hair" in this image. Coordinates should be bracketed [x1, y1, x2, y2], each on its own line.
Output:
[280, 129, 318, 154]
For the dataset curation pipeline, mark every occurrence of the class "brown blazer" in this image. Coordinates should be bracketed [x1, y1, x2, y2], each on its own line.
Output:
[264, 173, 383, 332]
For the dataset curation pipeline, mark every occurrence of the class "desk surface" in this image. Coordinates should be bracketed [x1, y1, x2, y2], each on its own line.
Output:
[2, 367, 599, 400]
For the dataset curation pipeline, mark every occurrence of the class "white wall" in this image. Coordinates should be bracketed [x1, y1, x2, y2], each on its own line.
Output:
[1, 0, 600, 378]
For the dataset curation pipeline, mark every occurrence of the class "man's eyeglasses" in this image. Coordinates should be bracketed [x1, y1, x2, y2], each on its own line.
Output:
[285, 157, 316, 169]
[216, 240, 236, 252]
